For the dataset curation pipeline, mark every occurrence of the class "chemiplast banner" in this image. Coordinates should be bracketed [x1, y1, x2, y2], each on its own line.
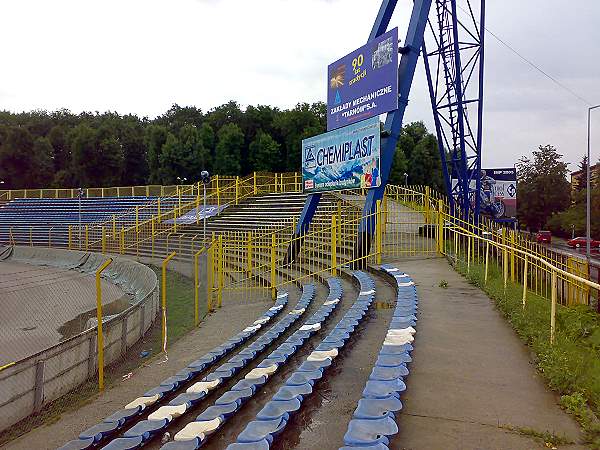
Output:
[302, 116, 381, 193]
[327, 27, 398, 131]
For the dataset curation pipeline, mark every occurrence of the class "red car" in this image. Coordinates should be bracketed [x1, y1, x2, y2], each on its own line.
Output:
[567, 237, 600, 249]
[536, 230, 552, 243]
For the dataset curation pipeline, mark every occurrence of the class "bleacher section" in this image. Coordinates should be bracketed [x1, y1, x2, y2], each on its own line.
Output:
[0, 196, 191, 246]
[58, 292, 290, 450]
[227, 271, 376, 449]
[340, 266, 417, 449]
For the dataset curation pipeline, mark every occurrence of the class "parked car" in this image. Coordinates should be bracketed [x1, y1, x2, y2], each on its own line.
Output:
[536, 230, 552, 244]
[567, 237, 600, 249]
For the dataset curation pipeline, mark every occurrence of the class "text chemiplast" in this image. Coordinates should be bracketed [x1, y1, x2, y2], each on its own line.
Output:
[315, 134, 376, 167]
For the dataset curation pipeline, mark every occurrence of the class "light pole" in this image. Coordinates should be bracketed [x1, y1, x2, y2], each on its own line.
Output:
[200, 171, 211, 242]
[586, 105, 600, 261]
[403, 172, 408, 186]
[78, 187, 84, 250]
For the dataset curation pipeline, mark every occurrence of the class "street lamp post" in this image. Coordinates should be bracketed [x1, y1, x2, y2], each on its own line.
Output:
[403, 172, 408, 186]
[586, 105, 600, 261]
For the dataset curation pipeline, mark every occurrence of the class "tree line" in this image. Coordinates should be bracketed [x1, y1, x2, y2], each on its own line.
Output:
[0, 102, 444, 191]
[516, 145, 599, 239]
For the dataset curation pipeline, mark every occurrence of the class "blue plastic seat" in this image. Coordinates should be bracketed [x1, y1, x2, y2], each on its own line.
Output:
[273, 383, 313, 401]
[363, 379, 406, 399]
[378, 350, 411, 364]
[169, 391, 206, 406]
[123, 418, 169, 440]
[297, 360, 330, 371]
[103, 407, 141, 426]
[376, 354, 411, 368]
[143, 384, 174, 397]
[237, 417, 287, 443]
[370, 365, 409, 380]
[196, 403, 238, 421]
[101, 435, 144, 449]
[286, 370, 322, 386]
[231, 377, 264, 392]
[343, 417, 398, 446]
[161, 373, 191, 386]
[79, 422, 120, 442]
[256, 398, 301, 420]
[353, 397, 402, 420]
[216, 387, 253, 405]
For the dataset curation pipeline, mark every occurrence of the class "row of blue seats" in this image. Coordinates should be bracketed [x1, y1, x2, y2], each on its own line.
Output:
[101, 285, 316, 450]
[340, 265, 418, 449]
[58, 292, 290, 450]
[160, 278, 343, 450]
[226, 271, 376, 449]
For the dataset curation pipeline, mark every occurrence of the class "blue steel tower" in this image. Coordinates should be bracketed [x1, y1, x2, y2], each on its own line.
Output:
[290, 0, 485, 263]
[423, 0, 486, 222]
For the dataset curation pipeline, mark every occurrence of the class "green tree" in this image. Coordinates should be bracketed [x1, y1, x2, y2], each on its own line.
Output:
[145, 125, 169, 183]
[179, 124, 210, 177]
[249, 130, 280, 172]
[158, 133, 183, 184]
[516, 145, 570, 230]
[214, 123, 244, 175]
[199, 122, 215, 157]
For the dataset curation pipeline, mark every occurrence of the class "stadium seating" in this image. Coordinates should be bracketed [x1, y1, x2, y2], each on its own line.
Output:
[57, 291, 290, 450]
[339, 265, 418, 449]
[160, 278, 343, 450]
[227, 271, 376, 449]
[0, 196, 192, 246]
[100, 285, 315, 450]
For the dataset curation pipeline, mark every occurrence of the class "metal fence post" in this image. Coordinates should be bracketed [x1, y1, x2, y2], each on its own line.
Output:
[120, 226, 124, 254]
[253, 172, 257, 195]
[218, 235, 223, 308]
[424, 186, 430, 224]
[95, 257, 113, 390]
[437, 200, 444, 254]
[33, 360, 45, 412]
[467, 234, 471, 274]
[551, 269, 557, 344]
[85, 225, 89, 251]
[247, 231, 253, 275]
[161, 252, 177, 353]
[194, 249, 202, 327]
[484, 240, 490, 285]
[235, 176, 240, 205]
[271, 233, 276, 300]
[510, 230, 516, 282]
[207, 242, 214, 312]
[376, 200, 382, 264]
[331, 214, 337, 275]
[101, 226, 106, 254]
[522, 256, 528, 309]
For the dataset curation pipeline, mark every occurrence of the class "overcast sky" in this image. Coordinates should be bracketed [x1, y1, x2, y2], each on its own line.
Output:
[1, 0, 599, 171]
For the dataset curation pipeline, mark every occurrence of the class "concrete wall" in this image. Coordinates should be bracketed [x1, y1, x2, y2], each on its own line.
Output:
[0, 247, 159, 432]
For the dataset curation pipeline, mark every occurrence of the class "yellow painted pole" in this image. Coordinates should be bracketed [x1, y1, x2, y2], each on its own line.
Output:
[173, 207, 177, 233]
[161, 252, 177, 353]
[135, 206, 139, 233]
[157, 198, 161, 223]
[235, 176, 239, 205]
[207, 243, 214, 312]
[101, 226, 106, 253]
[510, 230, 516, 282]
[437, 200, 443, 254]
[247, 231, 253, 275]
[467, 234, 471, 274]
[194, 249, 202, 327]
[484, 240, 490, 285]
[196, 194, 200, 225]
[95, 257, 113, 391]
[151, 218, 155, 259]
[67, 225, 72, 249]
[216, 175, 220, 207]
[376, 200, 382, 264]
[503, 246, 508, 293]
[271, 233, 276, 300]
[424, 186, 430, 224]
[120, 226, 124, 254]
[85, 225, 89, 251]
[112, 215, 116, 239]
[253, 172, 257, 195]
[522, 256, 528, 309]
[218, 235, 223, 307]
[331, 214, 337, 275]
[551, 269, 557, 344]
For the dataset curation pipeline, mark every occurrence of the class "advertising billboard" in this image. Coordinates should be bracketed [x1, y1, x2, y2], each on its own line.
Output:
[302, 116, 381, 193]
[451, 167, 517, 220]
[327, 27, 398, 131]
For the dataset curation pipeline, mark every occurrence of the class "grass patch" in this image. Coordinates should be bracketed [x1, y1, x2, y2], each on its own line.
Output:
[0, 267, 202, 446]
[500, 424, 573, 447]
[454, 258, 600, 447]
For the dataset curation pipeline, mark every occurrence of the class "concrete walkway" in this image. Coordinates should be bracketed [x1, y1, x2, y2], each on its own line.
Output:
[386, 256, 584, 450]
